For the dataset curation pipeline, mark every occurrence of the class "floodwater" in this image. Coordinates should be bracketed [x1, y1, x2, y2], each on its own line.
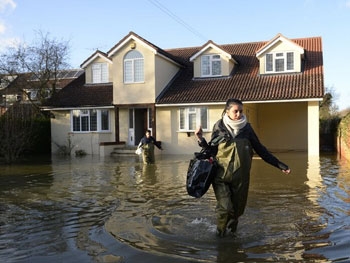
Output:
[0, 152, 349, 263]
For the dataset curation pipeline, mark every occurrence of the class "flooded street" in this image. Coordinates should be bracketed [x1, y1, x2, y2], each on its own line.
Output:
[0, 153, 349, 263]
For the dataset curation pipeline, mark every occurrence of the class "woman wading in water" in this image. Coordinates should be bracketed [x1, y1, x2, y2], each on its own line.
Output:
[195, 99, 291, 237]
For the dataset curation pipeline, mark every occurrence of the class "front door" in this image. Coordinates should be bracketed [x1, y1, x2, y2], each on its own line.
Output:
[128, 108, 149, 146]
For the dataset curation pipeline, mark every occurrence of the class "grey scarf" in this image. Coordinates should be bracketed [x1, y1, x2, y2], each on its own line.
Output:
[223, 113, 247, 138]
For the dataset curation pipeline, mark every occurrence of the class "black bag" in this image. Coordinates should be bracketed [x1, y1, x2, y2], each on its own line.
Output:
[186, 151, 216, 198]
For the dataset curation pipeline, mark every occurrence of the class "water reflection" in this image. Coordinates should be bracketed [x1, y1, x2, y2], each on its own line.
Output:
[0, 153, 349, 262]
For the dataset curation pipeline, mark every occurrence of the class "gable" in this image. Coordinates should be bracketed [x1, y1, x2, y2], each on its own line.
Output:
[81, 51, 113, 84]
[190, 41, 238, 78]
[256, 34, 305, 74]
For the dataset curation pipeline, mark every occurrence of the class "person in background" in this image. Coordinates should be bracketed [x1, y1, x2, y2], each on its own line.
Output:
[195, 98, 291, 237]
[137, 130, 162, 164]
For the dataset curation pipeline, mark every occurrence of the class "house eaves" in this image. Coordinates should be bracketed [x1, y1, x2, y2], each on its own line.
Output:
[256, 33, 304, 57]
[156, 98, 322, 108]
[189, 41, 238, 64]
[80, 50, 112, 69]
[42, 105, 114, 111]
[107, 31, 184, 67]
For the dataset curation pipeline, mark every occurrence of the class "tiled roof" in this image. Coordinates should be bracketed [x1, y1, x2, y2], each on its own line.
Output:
[45, 73, 113, 108]
[0, 70, 85, 95]
[156, 36, 324, 104]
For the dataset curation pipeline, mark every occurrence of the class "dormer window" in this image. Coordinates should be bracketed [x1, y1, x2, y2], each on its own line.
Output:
[266, 52, 294, 73]
[92, 63, 108, 83]
[201, 54, 221, 77]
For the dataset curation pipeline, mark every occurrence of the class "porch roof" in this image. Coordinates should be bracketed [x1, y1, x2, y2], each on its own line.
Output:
[44, 73, 113, 108]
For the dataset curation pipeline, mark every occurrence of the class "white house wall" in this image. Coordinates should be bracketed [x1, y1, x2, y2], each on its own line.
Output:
[156, 102, 309, 155]
[256, 102, 308, 151]
[50, 109, 115, 155]
[154, 55, 180, 98]
[119, 108, 129, 143]
[308, 101, 320, 155]
[112, 41, 156, 105]
[156, 105, 224, 155]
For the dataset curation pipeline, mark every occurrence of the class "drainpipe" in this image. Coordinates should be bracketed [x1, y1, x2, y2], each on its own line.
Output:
[115, 106, 120, 143]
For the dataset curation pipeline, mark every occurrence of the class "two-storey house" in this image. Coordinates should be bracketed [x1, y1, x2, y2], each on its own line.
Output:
[44, 32, 324, 156]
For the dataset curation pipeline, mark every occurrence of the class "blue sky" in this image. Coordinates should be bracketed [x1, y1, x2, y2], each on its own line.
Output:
[1, 0, 349, 110]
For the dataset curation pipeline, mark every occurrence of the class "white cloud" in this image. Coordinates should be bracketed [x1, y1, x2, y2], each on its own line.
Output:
[0, 0, 16, 12]
[0, 37, 20, 52]
[0, 22, 5, 34]
[346, 0, 350, 8]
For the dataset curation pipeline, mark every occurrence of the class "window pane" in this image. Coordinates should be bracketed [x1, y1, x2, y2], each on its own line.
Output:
[73, 115, 80, 131]
[179, 108, 185, 129]
[129, 109, 133, 128]
[148, 108, 152, 129]
[212, 60, 221, 75]
[266, 54, 273, 71]
[189, 113, 196, 130]
[275, 58, 284, 72]
[81, 116, 89, 131]
[101, 110, 109, 130]
[92, 64, 101, 83]
[134, 59, 144, 82]
[90, 110, 97, 131]
[201, 56, 210, 75]
[287, 52, 294, 70]
[200, 108, 208, 130]
[124, 60, 132, 82]
[125, 50, 142, 59]
[101, 63, 108, 82]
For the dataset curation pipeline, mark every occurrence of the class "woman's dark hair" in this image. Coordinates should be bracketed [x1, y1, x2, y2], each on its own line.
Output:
[222, 99, 243, 116]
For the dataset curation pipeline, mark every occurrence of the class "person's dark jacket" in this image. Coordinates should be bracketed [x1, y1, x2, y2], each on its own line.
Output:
[198, 119, 289, 171]
[139, 136, 162, 149]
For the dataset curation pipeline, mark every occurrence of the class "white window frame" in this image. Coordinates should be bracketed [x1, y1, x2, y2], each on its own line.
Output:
[92, 63, 108, 83]
[124, 50, 144, 83]
[28, 90, 38, 100]
[71, 109, 110, 133]
[265, 51, 295, 73]
[201, 54, 221, 77]
[179, 107, 208, 131]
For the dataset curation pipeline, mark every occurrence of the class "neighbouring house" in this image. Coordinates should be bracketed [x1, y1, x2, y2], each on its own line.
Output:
[0, 69, 84, 113]
[42, 32, 324, 156]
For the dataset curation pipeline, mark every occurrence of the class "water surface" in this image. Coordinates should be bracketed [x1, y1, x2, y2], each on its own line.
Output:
[0, 153, 349, 262]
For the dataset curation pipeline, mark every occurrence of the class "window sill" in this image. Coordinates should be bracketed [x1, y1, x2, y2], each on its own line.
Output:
[69, 131, 112, 134]
[178, 130, 209, 137]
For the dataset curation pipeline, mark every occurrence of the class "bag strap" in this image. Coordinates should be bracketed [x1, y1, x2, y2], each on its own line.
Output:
[208, 135, 226, 146]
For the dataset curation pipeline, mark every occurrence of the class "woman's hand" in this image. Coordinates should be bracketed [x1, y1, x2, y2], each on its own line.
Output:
[282, 169, 291, 174]
[195, 126, 203, 140]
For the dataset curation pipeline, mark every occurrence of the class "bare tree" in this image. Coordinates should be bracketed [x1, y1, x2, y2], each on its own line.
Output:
[0, 30, 71, 104]
[0, 30, 70, 163]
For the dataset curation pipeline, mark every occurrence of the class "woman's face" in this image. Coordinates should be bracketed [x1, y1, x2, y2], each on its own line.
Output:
[226, 104, 243, 121]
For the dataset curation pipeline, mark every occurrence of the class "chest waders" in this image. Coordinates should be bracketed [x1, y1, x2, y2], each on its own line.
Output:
[212, 138, 253, 234]
[142, 143, 155, 164]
